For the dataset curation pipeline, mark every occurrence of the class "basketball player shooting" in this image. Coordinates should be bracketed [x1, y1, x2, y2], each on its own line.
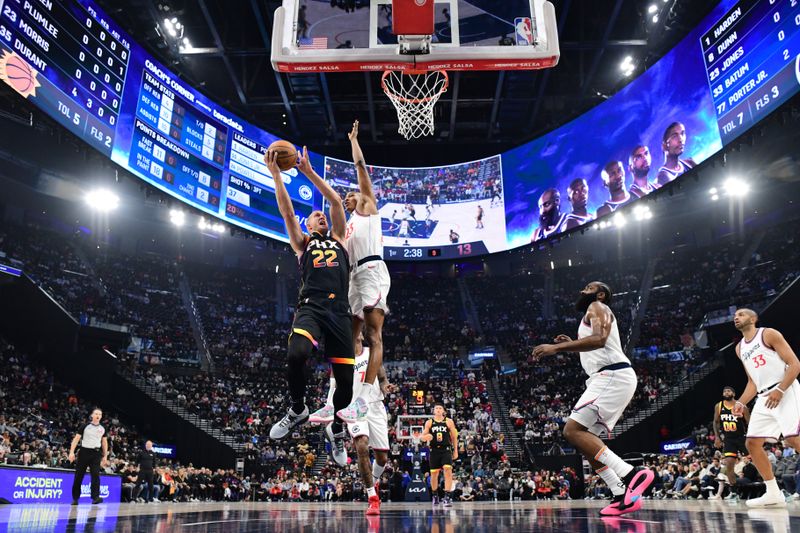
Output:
[732, 308, 800, 508]
[310, 120, 391, 425]
[533, 282, 654, 517]
[264, 150, 354, 468]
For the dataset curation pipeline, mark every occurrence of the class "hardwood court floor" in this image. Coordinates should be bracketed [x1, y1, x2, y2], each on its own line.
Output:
[1, 499, 798, 532]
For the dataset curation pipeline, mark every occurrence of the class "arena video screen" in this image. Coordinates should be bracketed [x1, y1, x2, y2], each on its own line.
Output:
[324, 155, 505, 260]
[0, 0, 323, 243]
[503, 0, 800, 248]
[0, 0, 797, 260]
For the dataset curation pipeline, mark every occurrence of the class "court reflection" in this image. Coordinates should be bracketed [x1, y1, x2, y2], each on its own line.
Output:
[0, 501, 796, 533]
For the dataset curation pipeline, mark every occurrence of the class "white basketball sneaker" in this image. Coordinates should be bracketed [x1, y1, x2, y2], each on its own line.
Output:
[269, 405, 309, 439]
[745, 491, 787, 508]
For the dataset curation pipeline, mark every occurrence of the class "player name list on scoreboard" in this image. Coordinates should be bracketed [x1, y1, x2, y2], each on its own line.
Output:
[702, 0, 800, 144]
[128, 68, 224, 210]
[0, 0, 129, 154]
[225, 133, 296, 235]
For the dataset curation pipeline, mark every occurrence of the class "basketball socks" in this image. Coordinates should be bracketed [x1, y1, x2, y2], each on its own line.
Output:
[764, 478, 780, 496]
[372, 462, 386, 484]
[595, 446, 634, 479]
[597, 466, 626, 497]
[367, 487, 377, 498]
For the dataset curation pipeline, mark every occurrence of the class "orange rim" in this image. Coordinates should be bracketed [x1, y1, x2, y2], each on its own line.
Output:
[381, 70, 449, 104]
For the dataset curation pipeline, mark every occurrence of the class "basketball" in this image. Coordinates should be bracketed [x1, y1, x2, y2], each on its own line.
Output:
[268, 140, 298, 171]
[2, 53, 35, 95]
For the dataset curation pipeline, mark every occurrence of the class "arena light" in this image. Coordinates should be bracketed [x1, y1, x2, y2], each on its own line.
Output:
[620, 56, 635, 77]
[84, 189, 119, 212]
[709, 187, 720, 202]
[648, 4, 658, 14]
[169, 209, 185, 227]
[199, 217, 225, 233]
[652, 15, 659, 23]
[613, 212, 627, 228]
[633, 205, 653, 221]
[723, 177, 750, 198]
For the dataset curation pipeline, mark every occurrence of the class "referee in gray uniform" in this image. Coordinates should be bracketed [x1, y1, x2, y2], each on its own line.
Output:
[68, 407, 109, 504]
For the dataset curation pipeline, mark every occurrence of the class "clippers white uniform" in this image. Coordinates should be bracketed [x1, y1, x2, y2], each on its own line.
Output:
[570, 311, 637, 437]
[739, 328, 800, 439]
[345, 211, 391, 319]
[343, 347, 391, 450]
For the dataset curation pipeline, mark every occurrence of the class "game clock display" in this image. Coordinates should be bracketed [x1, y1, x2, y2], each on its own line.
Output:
[408, 387, 427, 414]
[0, 0, 797, 260]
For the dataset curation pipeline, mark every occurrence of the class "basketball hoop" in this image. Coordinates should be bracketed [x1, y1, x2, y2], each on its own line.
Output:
[382, 69, 449, 140]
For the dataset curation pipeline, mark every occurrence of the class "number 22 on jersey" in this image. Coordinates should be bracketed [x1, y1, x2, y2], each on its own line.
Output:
[311, 250, 339, 268]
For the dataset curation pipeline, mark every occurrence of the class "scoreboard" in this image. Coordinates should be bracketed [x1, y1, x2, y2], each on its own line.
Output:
[703, 0, 800, 144]
[0, 0, 128, 155]
[0, 0, 320, 243]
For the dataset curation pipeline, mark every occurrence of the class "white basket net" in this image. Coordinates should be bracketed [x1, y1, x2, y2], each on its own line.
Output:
[382, 70, 449, 140]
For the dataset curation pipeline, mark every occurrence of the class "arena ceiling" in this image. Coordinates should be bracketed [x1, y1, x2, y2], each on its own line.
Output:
[93, 0, 720, 161]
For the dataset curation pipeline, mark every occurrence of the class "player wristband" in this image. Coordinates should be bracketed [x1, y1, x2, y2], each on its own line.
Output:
[775, 387, 785, 394]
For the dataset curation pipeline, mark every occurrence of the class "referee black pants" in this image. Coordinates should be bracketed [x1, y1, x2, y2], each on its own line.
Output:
[72, 447, 101, 500]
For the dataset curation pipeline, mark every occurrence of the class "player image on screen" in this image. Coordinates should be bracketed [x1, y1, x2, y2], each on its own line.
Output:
[628, 145, 657, 199]
[596, 161, 632, 218]
[656, 122, 697, 187]
[559, 179, 595, 232]
[531, 188, 566, 242]
[476, 205, 484, 230]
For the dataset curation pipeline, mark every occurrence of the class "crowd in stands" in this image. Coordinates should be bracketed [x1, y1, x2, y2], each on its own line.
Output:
[0, 220, 101, 319]
[0, 220, 198, 366]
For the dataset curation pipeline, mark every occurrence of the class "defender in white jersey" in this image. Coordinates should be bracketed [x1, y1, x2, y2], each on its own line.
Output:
[534, 282, 654, 517]
[328, 120, 391, 425]
[311, 331, 391, 516]
[732, 308, 800, 508]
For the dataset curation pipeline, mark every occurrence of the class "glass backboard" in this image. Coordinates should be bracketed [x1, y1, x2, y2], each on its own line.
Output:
[272, 0, 559, 72]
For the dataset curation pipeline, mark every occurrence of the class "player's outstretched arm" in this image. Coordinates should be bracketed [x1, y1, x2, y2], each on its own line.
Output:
[420, 419, 433, 442]
[447, 419, 459, 452]
[733, 343, 757, 414]
[712, 402, 723, 448]
[533, 302, 611, 358]
[296, 146, 347, 240]
[265, 151, 305, 254]
[348, 120, 378, 214]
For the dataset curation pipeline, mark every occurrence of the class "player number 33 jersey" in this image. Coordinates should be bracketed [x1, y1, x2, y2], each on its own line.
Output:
[739, 328, 787, 392]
